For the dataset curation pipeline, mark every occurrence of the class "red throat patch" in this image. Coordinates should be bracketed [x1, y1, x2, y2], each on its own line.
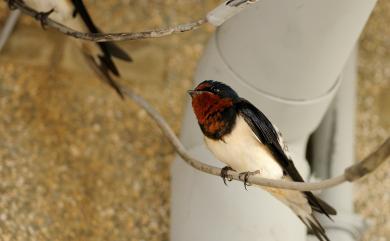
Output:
[191, 92, 233, 125]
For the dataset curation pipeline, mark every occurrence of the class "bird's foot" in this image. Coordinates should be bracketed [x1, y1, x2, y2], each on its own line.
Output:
[7, 0, 22, 10]
[34, 8, 54, 30]
[238, 170, 260, 190]
[220, 166, 235, 186]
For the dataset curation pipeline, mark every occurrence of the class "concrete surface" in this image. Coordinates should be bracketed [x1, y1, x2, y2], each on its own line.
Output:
[0, 0, 388, 241]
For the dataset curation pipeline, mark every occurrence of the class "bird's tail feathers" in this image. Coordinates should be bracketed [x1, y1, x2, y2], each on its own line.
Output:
[265, 187, 331, 241]
[82, 53, 124, 99]
[308, 195, 337, 218]
[71, 0, 132, 64]
[98, 52, 120, 77]
[298, 214, 330, 241]
[102, 42, 132, 62]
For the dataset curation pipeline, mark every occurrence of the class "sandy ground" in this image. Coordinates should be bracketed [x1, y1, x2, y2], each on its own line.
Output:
[0, 1, 388, 241]
[356, 1, 390, 241]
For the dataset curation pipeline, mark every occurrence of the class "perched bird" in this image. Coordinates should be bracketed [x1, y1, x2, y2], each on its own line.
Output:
[189, 80, 337, 241]
[23, 0, 132, 98]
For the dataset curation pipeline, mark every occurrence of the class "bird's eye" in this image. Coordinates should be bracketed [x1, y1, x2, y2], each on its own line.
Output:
[214, 88, 220, 93]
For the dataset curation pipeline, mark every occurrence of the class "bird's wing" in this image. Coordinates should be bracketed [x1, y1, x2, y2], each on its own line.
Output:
[236, 98, 336, 216]
[236, 98, 301, 178]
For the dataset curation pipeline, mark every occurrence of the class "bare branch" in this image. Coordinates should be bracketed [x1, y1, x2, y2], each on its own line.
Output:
[6, 0, 206, 42]
[6, 0, 259, 42]
[345, 138, 390, 181]
[63, 19, 207, 42]
[121, 87, 390, 192]
[0, 9, 20, 53]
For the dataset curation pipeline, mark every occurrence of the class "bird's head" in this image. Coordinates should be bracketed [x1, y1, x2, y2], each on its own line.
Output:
[188, 80, 239, 124]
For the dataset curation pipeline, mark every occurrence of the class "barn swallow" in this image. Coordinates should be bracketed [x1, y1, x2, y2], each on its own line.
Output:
[189, 80, 337, 241]
[22, 0, 132, 98]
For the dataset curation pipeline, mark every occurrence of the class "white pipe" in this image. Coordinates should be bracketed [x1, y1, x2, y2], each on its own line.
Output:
[310, 47, 366, 241]
[206, 0, 260, 26]
[172, 1, 376, 240]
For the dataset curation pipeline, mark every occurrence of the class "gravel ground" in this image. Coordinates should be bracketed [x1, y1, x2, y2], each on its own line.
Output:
[356, 1, 390, 241]
[0, 1, 388, 241]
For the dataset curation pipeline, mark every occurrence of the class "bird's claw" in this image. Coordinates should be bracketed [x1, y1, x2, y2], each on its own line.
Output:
[238, 170, 260, 190]
[220, 166, 235, 186]
[34, 8, 54, 30]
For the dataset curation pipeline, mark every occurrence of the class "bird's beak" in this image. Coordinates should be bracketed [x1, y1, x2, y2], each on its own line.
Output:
[187, 90, 206, 98]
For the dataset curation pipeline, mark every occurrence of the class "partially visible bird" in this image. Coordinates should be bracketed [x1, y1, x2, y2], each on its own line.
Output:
[23, 0, 132, 98]
[189, 80, 337, 241]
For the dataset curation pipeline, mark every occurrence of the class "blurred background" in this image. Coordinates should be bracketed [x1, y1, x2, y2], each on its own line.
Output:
[0, 1, 388, 241]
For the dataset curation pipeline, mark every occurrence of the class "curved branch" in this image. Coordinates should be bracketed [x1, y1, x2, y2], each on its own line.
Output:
[0, 9, 20, 52]
[122, 87, 390, 192]
[7, 0, 261, 42]
[345, 138, 390, 181]
[62, 19, 207, 42]
[6, 0, 206, 42]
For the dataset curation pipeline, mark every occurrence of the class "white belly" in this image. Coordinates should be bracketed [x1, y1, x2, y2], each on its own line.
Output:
[24, 0, 84, 31]
[24, 0, 72, 21]
[205, 116, 284, 179]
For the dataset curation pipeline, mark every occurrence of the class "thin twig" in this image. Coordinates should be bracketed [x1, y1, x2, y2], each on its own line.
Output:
[0, 9, 20, 53]
[121, 87, 390, 192]
[6, 0, 206, 42]
[345, 138, 390, 181]
[6, 0, 260, 42]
